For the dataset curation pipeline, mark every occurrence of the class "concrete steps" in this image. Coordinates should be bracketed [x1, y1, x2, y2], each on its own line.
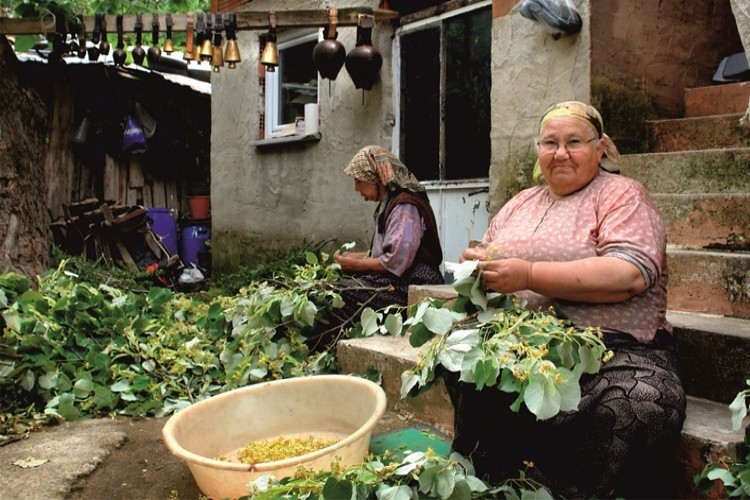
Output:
[618, 149, 750, 319]
[683, 81, 750, 118]
[648, 113, 750, 153]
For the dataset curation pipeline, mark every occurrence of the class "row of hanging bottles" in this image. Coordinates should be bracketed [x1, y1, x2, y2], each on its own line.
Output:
[56, 8, 379, 88]
[59, 12, 241, 73]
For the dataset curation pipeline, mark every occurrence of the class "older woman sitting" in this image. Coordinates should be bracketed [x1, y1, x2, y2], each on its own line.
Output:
[454, 101, 686, 498]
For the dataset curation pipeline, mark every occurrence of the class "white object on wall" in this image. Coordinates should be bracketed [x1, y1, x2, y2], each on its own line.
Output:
[304, 103, 319, 135]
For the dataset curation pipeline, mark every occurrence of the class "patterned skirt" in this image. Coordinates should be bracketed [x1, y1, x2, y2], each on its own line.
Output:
[445, 330, 686, 499]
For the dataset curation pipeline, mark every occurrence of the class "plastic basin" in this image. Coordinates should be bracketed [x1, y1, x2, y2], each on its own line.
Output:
[162, 375, 387, 499]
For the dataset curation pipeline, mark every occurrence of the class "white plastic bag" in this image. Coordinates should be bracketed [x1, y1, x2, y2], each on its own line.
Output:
[519, 0, 583, 39]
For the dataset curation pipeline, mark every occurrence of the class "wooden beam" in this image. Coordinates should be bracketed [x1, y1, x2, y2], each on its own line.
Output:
[0, 8, 399, 35]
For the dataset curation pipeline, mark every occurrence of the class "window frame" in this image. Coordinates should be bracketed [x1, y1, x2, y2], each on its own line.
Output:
[394, 0, 492, 182]
[264, 29, 320, 139]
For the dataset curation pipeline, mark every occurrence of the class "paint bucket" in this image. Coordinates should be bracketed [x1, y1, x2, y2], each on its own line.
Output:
[188, 195, 211, 219]
[180, 222, 211, 266]
[147, 208, 178, 255]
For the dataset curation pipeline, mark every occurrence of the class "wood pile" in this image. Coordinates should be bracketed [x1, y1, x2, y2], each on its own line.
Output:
[50, 198, 178, 273]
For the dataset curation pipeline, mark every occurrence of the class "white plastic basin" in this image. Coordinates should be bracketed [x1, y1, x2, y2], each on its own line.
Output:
[162, 374, 387, 499]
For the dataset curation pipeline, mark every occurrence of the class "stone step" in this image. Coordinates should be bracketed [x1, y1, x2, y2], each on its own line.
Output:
[685, 81, 750, 118]
[647, 113, 750, 153]
[654, 193, 750, 250]
[667, 248, 750, 319]
[669, 310, 750, 404]
[620, 148, 750, 194]
[337, 331, 748, 499]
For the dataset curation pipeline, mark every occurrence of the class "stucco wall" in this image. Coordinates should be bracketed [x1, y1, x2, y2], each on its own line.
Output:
[488, 0, 592, 214]
[590, 0, 743, 118]
[211, 0, 395, 273]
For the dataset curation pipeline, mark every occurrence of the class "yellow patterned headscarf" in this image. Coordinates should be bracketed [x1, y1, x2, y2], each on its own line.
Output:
[533, 101, 621, 182]
[344, 145, 424, 193]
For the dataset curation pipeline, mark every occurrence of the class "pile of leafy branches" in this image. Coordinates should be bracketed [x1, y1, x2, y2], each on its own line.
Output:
[694, 380, 750, 497]
[364, 260, 610, 421]
[244, 448, 552, 500]
[0, 249, 346, 439]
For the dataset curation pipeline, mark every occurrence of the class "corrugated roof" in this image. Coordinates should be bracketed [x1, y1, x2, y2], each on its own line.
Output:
[16, 48, 212, 95]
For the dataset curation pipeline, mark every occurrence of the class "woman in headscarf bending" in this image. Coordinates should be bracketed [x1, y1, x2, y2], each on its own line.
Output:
[312, 146, 444, 349]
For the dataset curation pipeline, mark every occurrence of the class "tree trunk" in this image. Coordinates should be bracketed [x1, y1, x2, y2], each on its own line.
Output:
[0, 36, 51, 279]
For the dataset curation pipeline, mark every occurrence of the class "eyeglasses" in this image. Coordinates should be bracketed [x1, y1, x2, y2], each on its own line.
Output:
[537, 137, 598, 153]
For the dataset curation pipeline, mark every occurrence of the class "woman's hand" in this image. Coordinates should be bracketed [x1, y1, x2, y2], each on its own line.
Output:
[478, 258, 532, 293]
[460, 246, 488, 262]
[334, 252, 387, 274]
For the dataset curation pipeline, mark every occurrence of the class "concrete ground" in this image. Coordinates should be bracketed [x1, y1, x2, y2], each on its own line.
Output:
[0, 408, 428, 500]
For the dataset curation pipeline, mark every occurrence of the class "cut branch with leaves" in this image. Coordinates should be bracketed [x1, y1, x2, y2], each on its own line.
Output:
[356, 260, 610, 421]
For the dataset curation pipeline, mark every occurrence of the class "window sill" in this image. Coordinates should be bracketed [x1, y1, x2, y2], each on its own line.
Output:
[252, 133, 321, 148]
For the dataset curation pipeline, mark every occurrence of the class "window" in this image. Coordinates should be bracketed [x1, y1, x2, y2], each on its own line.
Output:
[397, 4, 491, 181]
[264, 30, 319, 139]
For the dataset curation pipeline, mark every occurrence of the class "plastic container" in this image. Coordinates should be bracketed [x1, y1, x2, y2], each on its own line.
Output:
[146, 208, 178, 255]
[180, 222, 211, 266]
[162, 375, 387, 499]
[187, 195, 211, 219]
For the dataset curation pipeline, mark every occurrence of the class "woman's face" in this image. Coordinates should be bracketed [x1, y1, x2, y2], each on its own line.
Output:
[354, 179, 385, 202]
[537, 116, 605, 199]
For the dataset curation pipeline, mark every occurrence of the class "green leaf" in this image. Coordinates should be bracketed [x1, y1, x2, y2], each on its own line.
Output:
[435, 466, 456, 498]
[376, 484, 413, 500]
[417, 465, 438, 494]
[304, 251, 319, 265]
[322, 477, 354, 499]
[729, 392, 748, 431]
[445, 260, 479, 282]
[73, 378, 94, 398]
[360, 308, 380, 336]
[111, 380, 130, 392]
[383, 313, 403, 336]
[474, 359, 498, 390]
[20, 369, 35, 391]
[38, 370, 58, 390]
[297, 300, 318, 327]
[707, 467, 737, 486]
[469, 272, 487, 311]
[524, 376, 561, 420]
[422, 307, 456, 335]
[577, 345, 601, 374]
[56, 393, 82, 421]
[438, 329, 479, 372]
[400, 371, 421, 398]
[557, 368, 581, 412]
[409, 323, 434, 348]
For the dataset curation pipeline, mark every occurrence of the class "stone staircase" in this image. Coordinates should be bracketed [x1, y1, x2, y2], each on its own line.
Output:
[337, 82, 750, 497]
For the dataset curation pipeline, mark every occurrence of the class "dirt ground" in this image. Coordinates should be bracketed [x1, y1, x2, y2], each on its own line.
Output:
[64, 409, 422, 500]
[65, 417, 204, 500]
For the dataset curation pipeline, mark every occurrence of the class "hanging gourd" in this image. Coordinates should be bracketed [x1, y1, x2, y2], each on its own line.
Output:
[313, 7, 346, 90]
[113, 14, 127, 67]
[132, 13, 146, 66]
[345, 9, 382, 101]
[147, 13, 162, 65]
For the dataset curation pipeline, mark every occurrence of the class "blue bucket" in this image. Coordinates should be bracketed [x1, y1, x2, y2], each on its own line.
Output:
[180, 223, 211, 266]
[147, 208, 178, 255]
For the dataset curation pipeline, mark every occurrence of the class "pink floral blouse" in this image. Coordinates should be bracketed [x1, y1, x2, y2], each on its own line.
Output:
[480, 171, 670, 343]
